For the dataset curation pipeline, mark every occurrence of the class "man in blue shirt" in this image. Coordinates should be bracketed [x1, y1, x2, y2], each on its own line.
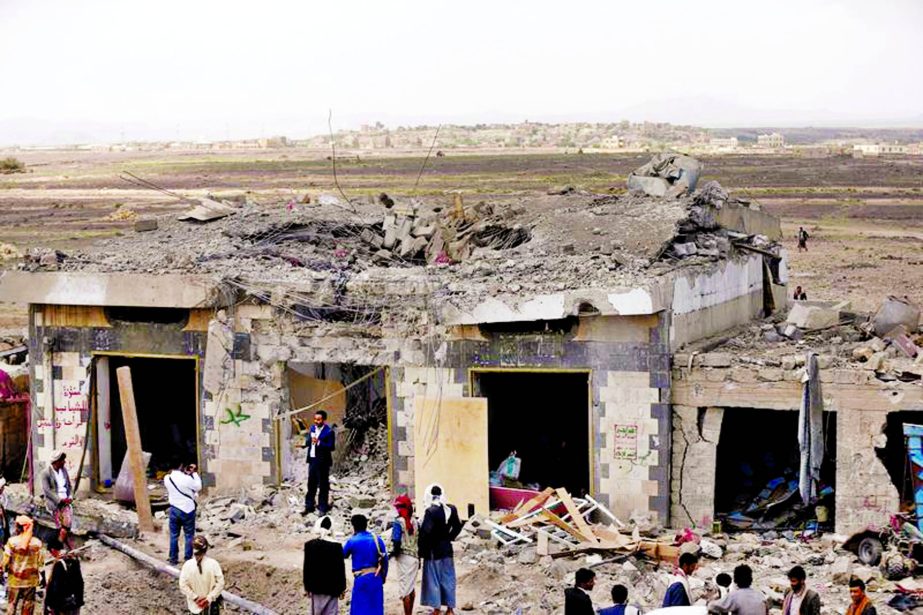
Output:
[663, 552, 699, 607]
[303, 411, 336, 515]
[600, 584, 641, 615]
[343, 514, 388, 615]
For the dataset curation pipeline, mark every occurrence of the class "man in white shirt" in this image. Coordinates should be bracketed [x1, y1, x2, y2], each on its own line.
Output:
[165, 458, 202, 565]
[179, 535, 224, 614]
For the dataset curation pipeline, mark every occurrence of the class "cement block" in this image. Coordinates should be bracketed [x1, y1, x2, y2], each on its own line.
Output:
[787, 303, 840, 330]
[699, 353, 732, 368]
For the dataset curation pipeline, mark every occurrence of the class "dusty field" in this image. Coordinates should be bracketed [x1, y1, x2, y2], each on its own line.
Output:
[1, 150, 920, 321]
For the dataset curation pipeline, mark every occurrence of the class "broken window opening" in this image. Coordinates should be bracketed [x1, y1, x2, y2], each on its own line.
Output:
[99, 356, 198, 484]
[473, 371, 590, 500]
[478, 316, 578, 336]
[104, 307, 190, 326]
[875, 411, 923, 512]
[716, 408, 836, 531]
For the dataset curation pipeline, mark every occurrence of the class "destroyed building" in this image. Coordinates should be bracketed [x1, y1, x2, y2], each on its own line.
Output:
[7, 157, 914, 539]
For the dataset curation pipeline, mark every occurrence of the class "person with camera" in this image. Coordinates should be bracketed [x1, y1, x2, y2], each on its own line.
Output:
[165, 459, 202, 565]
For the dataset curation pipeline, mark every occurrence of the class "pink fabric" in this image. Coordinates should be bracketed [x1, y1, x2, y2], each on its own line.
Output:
[0, 369, 16, 401]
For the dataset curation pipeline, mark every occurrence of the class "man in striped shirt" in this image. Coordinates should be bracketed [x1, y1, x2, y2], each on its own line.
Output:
[1, 515, 45, 615]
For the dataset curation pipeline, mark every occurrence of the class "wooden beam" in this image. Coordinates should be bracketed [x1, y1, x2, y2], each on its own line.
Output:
[556, 488, 597, 543]
[115, 366, 154, 533]
[539, 509, 586, 543]
[498, 487, 553, 524]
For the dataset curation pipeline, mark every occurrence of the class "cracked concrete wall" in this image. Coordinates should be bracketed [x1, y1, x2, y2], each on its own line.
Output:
[670, 405, 723, 528]
[835, 409, 900, 535]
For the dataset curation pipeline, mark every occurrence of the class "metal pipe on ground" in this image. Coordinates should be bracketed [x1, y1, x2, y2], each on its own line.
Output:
[96, 534, 279, 615]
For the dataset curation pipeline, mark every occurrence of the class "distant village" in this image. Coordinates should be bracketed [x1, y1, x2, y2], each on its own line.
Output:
[4, 121, 923, 156]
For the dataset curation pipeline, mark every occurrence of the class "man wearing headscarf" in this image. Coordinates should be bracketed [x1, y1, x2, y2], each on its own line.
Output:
[40, 452, 73, 533]
[303, 516, 347, 615]
[391, 495, 419, 615]
[179, 536, 224, 614]
[343, 514, 388, 615]
[418, 484, 463, 615]
[1, 515, 45, 615]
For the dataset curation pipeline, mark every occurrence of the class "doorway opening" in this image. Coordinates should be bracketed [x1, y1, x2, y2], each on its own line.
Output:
[0, 401, 28, 484]
[95, 355, 198, 485]
[875, 411, 923, 511]
[715, 408, 836, 530]
[472, 370, 590, 497]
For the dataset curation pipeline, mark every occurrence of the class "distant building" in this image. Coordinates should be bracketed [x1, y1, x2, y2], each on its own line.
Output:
[709, 137, 739, 149]
[757, 133, 785, 148]
[853, 142, 908, 157]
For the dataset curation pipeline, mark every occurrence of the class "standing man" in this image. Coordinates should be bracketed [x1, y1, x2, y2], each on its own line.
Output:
[43, 529, 84, 615]
[1, 515, 44, 615]
[797, 227, 809, 252]
[564, 568, 596, 615]
[391, 495, 420, 615]
[343, 514, 388, 615]
[418, 484, 463, 615]
[707, 565, 768, 615]
[303, 411, 335, 515]
[845, 579, 876, 615]
[165, 459, 202, 566]
[793, 286, 808, 301]
[663, 552, 699, 607]
[303, 516, 347, 615]
[179, 536, 224, 615]
[41, 451, 73, 533]
[782, 566, 821, 615]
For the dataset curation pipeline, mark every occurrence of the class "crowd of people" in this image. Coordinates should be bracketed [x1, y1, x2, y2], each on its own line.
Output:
[0, 414, 881, 614]
[564, 552, 878, 615]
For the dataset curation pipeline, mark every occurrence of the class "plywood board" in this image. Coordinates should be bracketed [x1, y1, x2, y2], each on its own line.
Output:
[413, 396, 488, 519]
[288, 373, 347, 426]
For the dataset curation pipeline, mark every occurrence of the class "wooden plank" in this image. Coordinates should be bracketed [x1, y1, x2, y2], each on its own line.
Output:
[539, 509, 586, 543]
[115, 366, 154, 533]
[499, 487, 553, 524]
[556, 488, 597, 543]
[43, 305, 111, 328]
[413, 397, 489, 519]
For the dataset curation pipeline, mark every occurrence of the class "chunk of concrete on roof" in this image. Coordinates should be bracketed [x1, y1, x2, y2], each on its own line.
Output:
[0, 271, 225, 308]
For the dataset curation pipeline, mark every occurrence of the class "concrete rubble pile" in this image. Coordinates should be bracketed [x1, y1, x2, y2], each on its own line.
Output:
[0, 154, 789, 336]
[699, 295, 923, 383]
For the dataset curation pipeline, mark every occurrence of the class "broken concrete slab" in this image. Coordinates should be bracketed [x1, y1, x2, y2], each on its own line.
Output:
[628, 153, 702, 198]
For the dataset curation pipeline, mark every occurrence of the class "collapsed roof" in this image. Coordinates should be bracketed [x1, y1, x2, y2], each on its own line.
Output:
[10, 156, 783, 328]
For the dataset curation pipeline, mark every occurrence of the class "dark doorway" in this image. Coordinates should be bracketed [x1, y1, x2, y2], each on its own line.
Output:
[0, 402, 27, 483]
[474, 370, 590, 496]
[715, 408, 836, 529]
[106, 356, 198, 477]
[876, 411, 923, 510]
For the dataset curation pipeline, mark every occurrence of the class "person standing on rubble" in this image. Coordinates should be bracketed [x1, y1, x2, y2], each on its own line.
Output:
[41, 451, 73, 533]
[663, 552, 698, 607]
[845, 579, 876, 615]
[179, 536, 224, 615]
[303, 516, 347, 615]
[303, 411, 335, 516]
[564, 568, 596, 615]
[793, 286, 808, 301]
[343, 514, 388, 615]
[418, 484, 463, 615]
[165, 459, 202, 566]
[797, 227, 809, 252]
[782, 566, 821, 615]
[1, 515, 45, 615]
[390, 495, 419, 615]
[707, 565, 767, 615]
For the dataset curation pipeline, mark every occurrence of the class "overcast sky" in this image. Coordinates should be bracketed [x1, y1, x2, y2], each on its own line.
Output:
[2, 0, 922, 144]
